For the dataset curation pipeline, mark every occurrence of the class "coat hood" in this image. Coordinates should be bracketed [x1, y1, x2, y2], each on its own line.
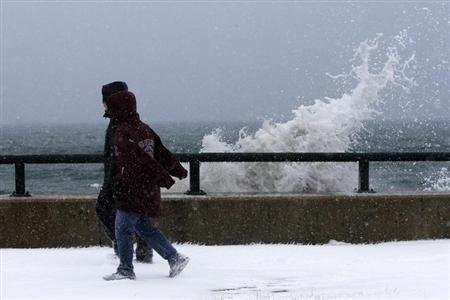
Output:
[107, 91, 139, 122]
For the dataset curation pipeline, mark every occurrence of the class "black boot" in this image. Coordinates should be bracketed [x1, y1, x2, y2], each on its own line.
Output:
[135, 235, 153, 263]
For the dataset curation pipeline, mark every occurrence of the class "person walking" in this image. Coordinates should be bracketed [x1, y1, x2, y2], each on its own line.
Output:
[96, 81, 153, 263]
[102, 87, 189, 280]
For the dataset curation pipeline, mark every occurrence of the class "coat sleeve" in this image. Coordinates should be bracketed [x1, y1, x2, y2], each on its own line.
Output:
[116, 126, 175, 189]
[154, 134, 188, 179]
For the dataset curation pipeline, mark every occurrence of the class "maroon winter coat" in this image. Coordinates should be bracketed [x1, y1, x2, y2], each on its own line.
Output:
[107, 91, 187, 217]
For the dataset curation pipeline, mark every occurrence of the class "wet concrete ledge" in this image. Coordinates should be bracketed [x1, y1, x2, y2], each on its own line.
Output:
[0, 193, 449, 248]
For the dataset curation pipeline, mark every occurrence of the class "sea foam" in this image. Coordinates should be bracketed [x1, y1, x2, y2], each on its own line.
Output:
[424, 168, 450, 192]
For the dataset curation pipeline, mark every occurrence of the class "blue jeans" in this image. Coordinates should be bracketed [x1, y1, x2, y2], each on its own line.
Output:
[115, 209, 178, 275]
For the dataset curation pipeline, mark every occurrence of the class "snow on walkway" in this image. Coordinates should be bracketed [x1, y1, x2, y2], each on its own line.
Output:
[1, 240, 449, 299]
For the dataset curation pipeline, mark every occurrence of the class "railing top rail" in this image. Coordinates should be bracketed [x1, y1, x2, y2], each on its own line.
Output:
[0, 154, 104, 164]
[1, 152, 450, 164]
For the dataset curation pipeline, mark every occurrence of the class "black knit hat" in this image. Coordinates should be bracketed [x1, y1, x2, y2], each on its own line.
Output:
[102, 81, 128, 102]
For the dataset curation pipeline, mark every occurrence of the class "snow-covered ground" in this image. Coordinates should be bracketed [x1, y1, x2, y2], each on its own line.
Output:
[1, 240, 449, 300]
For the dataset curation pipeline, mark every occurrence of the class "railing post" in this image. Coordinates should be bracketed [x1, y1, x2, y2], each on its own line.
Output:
[185, 159, 206, 195]
[12, 162, 30, 197]
[357, 159, 372, 193]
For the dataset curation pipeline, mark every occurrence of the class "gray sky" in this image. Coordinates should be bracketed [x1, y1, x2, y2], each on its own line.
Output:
[1, 1, 449, 124]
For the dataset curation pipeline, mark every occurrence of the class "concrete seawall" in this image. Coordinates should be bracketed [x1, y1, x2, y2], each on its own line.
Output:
[1, 193, 449, 248]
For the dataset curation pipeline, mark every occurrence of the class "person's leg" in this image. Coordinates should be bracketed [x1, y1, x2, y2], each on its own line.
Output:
[115, 209, 138, 276]
[135, 234, 153, 263]
[103, 209, 138, 280]
[95, 187, 116, 244]
[134, 215, 189, 277]
[134, 216, 177, 261]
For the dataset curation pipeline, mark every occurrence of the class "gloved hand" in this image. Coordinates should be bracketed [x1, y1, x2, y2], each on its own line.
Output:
[172, 164, 188, 180]
[159, 174, 175, 189]
[177, 167, 188, 180]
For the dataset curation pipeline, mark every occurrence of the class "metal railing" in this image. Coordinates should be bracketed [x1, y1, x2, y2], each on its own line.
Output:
[1, 152, 450, 196]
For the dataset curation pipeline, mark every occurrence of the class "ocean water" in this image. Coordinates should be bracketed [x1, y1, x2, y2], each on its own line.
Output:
[0, 119, 449, 195]
[1, 33, 449, 195]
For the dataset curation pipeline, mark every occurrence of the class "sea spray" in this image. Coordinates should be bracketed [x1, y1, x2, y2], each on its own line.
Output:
[197, 33, 416, 193]
[424, 168, 450, 192]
